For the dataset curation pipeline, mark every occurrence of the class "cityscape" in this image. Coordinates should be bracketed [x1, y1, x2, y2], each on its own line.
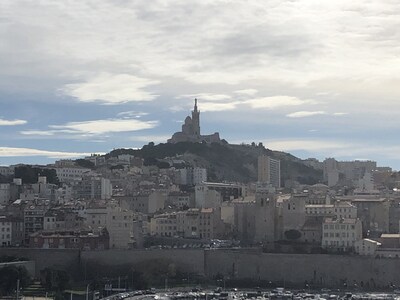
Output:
[1, 100, 400, 299]
[2, 1, 400, 300]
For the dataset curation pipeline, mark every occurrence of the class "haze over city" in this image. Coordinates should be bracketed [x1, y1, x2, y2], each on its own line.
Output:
[1, 1, 400, 168]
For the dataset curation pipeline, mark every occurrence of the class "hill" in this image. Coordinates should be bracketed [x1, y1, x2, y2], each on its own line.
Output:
[105, 142, 323, 185]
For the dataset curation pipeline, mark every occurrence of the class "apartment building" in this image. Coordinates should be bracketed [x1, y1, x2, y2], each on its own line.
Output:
[0, 216, 12, 246]
[322, 218, 362, 252]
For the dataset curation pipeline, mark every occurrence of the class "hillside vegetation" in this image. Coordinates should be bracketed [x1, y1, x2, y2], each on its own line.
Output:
[106, 142, 322, 184]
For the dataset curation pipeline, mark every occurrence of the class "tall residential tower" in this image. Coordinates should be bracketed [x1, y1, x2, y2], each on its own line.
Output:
[257, 155, 281, 188]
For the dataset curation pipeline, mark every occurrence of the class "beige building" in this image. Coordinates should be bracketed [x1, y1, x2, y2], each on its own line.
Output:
[85, 204, 134, 249]
[349, 197, 390, 236]
[322, 218, 362, 252]
[254, 191, 277, 243]
[124, 190, 166, 214]
[176, 208, 223, 239]
[150, 213, 178, 237]
[195, 185, 222, 208]
[231, 197, 256, 243]
[282, 194, 307, 232]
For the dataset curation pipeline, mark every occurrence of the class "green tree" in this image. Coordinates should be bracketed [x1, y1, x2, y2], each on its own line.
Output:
[75, 159, 95, 169]
[284, 229, 302, 240]
[14, 166, 60, 185]
[0, 266, 31, 296]
[41, 268, 70, 292]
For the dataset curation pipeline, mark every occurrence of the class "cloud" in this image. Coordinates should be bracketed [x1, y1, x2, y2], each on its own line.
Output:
[20, 130, 56, 136]
[2, 0, 400, 168]
[177, 93, 231, 101]
[245, 96, 319, 110]
[61, 73, 159, 104]
[286, 111, 349, 118]
[234, 89, 258, 96]
[21, 118, 158, 137]
[0, 119, 27, 126]
[0, 147, 94, 158]
[199, 101, 239, 112]
[265, 139, 351, 153]
[286, 111, 326, 118]
[117, 111, 149, 118]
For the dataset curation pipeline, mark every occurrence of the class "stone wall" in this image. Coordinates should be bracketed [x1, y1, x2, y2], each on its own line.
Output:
[81, 249, 204, 275]
[205, 249, 400, 288]
[3, 247, 400, 288]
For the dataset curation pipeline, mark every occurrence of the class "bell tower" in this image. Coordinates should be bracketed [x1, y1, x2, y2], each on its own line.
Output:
[192, 98, 200, 137]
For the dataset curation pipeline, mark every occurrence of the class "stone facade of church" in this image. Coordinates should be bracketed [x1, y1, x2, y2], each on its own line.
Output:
[168, 99, 222, 144]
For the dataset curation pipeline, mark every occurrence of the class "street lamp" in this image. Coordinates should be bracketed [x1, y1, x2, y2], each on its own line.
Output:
[16, 279, 20, 300]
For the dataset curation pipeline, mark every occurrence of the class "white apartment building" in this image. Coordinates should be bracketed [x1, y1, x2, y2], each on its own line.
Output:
[193, 168, 207, 185]
[54, 166, 91, 183]
[0, 216, 12, 247]
[322, 218, 362, 252]
[305, 202, 357, 219]
[176, 167, 207, 186]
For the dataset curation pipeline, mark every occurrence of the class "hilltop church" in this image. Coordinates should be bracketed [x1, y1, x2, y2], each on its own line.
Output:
[168, 99, 222, 144]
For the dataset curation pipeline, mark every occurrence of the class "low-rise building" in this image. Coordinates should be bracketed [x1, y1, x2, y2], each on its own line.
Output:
[84, 204, 134, 249]
[150, 213, 177, 237]
[29, 228, 109, 250]
[355, 238, 381, 256]
[53, 166, 91, 183]
[322, 218, 362, 252]
[176, 208, 223, 239]
[305, 202, 357, 219]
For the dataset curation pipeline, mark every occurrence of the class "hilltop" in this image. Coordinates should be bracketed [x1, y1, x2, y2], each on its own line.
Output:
[105, 142, 323, 185]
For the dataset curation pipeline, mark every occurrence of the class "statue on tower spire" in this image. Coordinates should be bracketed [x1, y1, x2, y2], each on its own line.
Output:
[194, 98, 198, 112]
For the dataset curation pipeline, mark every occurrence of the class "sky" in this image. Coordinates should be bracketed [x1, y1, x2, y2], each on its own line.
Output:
[1, 0, 400, 169]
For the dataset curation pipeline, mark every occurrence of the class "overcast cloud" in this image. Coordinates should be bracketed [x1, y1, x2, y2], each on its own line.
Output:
[1, 0, 400, 168]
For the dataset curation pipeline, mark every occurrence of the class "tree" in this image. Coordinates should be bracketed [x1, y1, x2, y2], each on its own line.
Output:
[0, 266, 31, 296]
[284, 229, 301, 241]
[157, 161, 170, 169]
[14, 166, 60, 185]
[41, 268, 70, 292]
[75, 159, 95, 169]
